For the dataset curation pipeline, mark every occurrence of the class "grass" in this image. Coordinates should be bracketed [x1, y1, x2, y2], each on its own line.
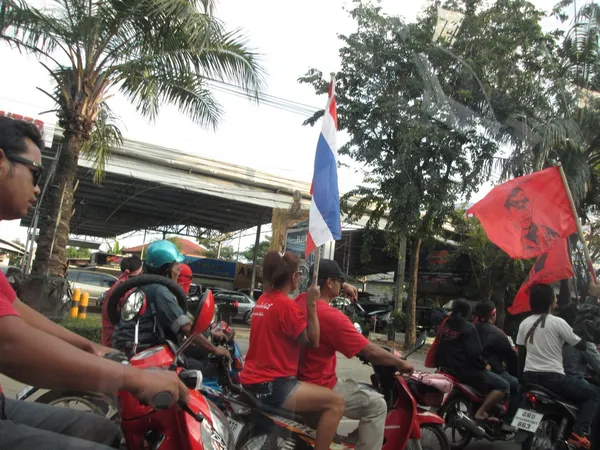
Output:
[57, 314, 103, 343]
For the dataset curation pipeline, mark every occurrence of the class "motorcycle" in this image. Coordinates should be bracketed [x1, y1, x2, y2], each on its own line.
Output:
[219, 332, 450, 450]
[436, 369, 514, 450]
[513, 370, 600, 450]
[18, 302, 243, 425]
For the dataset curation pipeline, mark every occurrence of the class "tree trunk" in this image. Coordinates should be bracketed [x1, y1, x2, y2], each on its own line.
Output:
[405, 238, 421, 348]
[492, 286, 506, 330]
[32, 131, 83, 277]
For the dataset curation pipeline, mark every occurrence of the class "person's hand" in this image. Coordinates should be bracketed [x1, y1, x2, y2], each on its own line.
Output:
[211, 330, 226, 341]
[589, 280, 600, 298]
[306, 285, 320, 307]
[131, 368, 189, 407]
[342, 283, 358, 302]
[89, 343, 115, 358]
[213, 346, 231, 359]
[486, 364, 492, 371]
[398, 361, 415, 375]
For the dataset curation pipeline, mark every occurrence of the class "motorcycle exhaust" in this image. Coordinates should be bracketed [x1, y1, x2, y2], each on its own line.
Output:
[453, 412, 488, 440]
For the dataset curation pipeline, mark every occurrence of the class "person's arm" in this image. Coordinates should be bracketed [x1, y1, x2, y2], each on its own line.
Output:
[13, 298, 110, 356]
[464, 324, 484, 362]
[584, 342, 600, 374]
[0, 315, 187, 404]
[180, 324, 230, 358]
[296, 286, 320, 348]
[498, 332, 518, 375]
[517, 345, 527, 381]
[359, 342, 414, 373]
[557, 317, 587, 350]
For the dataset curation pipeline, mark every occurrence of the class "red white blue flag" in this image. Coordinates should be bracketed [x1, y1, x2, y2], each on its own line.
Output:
[305, 80, 342, 257]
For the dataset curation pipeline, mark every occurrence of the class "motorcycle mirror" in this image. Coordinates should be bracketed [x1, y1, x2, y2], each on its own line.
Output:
[192, 290, 216, 335]
[121, 290, 147, 321]
[416, 331, 427, 349]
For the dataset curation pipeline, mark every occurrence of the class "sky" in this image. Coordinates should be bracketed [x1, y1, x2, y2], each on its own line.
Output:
[0, 0, 559, 254]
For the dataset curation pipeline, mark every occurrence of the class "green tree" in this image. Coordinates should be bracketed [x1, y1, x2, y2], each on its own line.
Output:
[8, 239, 25, 266]
[239, 236, 271, 264]
[1, 0, 265, 278]
[65, 246, 91, 259]
[108, 240, 123, 254]
[196, 229, 235, 260]
[301, 0, 560, 345]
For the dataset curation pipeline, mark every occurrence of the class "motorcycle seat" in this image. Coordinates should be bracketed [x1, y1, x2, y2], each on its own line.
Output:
[523, 384, 576, 406]
[236, 386, 310, 424]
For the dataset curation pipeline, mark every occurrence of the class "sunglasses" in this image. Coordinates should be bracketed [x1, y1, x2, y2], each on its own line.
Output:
[6, 154, 43, 186]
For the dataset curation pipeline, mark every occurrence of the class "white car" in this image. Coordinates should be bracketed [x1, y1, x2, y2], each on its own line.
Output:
[66, 269, 117, 304]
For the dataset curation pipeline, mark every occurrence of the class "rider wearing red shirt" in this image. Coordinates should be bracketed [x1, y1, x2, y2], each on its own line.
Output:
[0, 115, 187, 450]
[240, 251, 345, 450]
[296, 259, 414, 450]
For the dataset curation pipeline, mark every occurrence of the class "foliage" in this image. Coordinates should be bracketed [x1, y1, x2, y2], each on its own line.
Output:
[1, 0, 265, 276]
[108, 240, 123, 255]
[238, 236, 272, 264]
[300, 0, 553, 344]
[196, 229, 236, 260]
[65, 246, 91, 259]
[58, 315, 102, 343]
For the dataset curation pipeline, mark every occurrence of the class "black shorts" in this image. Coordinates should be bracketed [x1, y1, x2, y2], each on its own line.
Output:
[243, 377, 300, 408]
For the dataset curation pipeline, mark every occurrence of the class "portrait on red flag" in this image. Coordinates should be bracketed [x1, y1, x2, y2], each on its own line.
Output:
[467, 167, 576, 259]
[508, 238, 574, 315]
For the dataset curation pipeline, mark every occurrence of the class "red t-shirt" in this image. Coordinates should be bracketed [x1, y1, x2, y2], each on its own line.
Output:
[296, 293, 370, 389]
[0, 271, 19, 318]
[240, 290, 307, 385]
[0, 271, 19, 394]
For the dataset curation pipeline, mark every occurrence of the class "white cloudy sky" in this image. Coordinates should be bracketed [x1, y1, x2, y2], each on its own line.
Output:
[0, 0, 558, 253]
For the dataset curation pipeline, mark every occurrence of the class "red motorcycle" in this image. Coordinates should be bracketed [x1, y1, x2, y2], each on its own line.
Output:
[221, 333, 450, 450]
[109, 277, 234, 450]
[436, 370, 513, 450]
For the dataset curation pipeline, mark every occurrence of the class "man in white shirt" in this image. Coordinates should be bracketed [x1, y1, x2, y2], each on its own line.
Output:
[516, 284, 599, 449]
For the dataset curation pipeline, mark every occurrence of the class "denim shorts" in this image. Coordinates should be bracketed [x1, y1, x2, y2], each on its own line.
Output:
[243, 377, 300, 408]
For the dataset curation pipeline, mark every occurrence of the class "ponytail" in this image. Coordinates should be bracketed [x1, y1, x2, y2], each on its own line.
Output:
[262, 251, 300, 290]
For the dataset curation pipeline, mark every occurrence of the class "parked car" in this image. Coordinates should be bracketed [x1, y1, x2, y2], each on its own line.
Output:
[66, 269, 117, 304]
[213, 290, 255, 324]
[237, 288, 262, 301]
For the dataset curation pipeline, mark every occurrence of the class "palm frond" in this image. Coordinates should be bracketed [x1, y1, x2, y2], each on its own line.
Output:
[80, 104, 123, 184]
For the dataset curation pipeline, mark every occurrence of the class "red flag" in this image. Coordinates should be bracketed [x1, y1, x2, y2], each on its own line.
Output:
[508, 239, 574, 315]
[467, 167, 576, 259]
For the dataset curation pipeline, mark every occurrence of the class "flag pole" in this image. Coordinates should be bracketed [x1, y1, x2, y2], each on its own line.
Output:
[557, 163, 597, 283]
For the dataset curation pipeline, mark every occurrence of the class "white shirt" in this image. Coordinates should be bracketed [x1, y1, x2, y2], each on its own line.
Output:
[516, 314, 581, 375]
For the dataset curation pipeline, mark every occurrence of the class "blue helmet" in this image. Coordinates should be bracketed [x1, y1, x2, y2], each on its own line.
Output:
[145, 240, 185, 269]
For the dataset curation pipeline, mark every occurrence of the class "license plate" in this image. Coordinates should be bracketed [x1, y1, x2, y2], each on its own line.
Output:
[227, 417, 244, 444]
[16, 386, 35, 400]
[511, 408, 544, 432]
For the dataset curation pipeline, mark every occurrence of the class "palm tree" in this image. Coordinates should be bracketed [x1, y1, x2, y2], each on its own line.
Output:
[0, 0, 265, 277]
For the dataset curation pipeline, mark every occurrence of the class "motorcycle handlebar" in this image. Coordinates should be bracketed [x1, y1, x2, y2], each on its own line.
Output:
[151, 392, 173, 410]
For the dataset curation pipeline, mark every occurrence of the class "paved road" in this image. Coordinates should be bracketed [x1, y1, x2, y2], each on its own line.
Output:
[0, 329, 519, 450]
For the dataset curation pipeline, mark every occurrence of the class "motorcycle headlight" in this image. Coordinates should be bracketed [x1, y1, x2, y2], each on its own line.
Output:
[201, 399, 233, 450]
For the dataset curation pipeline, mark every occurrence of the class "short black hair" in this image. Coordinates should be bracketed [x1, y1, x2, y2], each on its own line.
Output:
[0, 116, 45, 157]
[120, 257, 131, 273]
[128, 255, 142, 272]
[474, 301, 495, 321]
[452, 299, 472, 318]
[529, 284, 555, 314]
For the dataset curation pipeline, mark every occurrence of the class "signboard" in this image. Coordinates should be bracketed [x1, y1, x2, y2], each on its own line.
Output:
[0, 111, 53, 148]
[285, 227, 308, 260]
[185, 257, 237, 280]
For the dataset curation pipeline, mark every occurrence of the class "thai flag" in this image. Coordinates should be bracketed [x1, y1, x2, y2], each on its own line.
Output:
[305, 80, 341, 257]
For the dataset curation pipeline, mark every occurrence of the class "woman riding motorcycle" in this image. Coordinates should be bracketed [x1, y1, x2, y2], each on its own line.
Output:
[436, 299, 512, 429]
[240, 251, 345, 450]
[111, 240, 230, 364]
[473, 301, 520, 427]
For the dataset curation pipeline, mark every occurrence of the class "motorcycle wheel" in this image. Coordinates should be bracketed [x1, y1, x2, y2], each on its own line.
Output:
[437, 395, 474, 450]
[411, 424, 451, 450]
[35, 390, 119, 424]
[520, 418, 560, 450]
